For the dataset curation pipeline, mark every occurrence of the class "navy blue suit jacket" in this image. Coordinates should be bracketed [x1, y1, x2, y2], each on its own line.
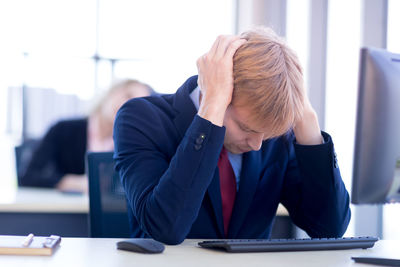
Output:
[113, 76, 351, 245]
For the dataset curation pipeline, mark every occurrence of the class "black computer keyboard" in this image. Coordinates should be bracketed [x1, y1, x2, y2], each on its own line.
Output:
[198, 236, 378, 253]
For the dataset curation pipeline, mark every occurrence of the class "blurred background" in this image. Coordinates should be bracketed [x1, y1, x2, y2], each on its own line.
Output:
[0, 0, 399, 239]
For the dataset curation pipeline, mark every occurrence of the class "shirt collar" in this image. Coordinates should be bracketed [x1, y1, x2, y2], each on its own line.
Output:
[189, 86, 200, 111]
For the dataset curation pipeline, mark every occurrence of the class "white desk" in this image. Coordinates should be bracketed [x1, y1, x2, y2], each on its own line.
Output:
[0, 238, 398, 267]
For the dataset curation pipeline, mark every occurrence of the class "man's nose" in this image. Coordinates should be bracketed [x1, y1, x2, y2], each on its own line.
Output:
[247, 133, 264, 151]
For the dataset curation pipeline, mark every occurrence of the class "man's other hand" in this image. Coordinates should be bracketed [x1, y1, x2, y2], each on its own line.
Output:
[293, 98, 324, 145]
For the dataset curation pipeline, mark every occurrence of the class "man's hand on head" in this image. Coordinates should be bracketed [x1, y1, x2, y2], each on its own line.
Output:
[293, 98, 324, 145]
[196, 35, 246, 127]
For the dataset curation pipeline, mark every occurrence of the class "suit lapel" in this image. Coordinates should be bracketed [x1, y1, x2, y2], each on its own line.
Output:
[228, 150, 261, 238]
[172, 76, 199, 138]
[207, 170, 225, 237]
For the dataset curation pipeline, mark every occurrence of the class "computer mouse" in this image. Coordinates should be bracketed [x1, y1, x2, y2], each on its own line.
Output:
[116, 239, 165, 254]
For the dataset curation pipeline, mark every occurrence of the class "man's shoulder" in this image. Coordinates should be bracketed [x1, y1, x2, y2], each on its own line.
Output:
[114, 93, 185, 160]
[114, 94, 181, 144]
[125, 93, 173, 109]
[118, 94, 176, 120]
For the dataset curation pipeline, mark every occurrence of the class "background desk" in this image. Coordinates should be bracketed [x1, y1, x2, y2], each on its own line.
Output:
[0, 187, 89, 237]
[0, 187, 292, 238]
[0, 238, 398, 267]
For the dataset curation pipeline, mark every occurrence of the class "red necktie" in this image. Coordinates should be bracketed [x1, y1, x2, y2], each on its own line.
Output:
[217, 147, 237, 237]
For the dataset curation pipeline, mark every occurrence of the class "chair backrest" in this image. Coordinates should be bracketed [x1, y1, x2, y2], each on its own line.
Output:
[87, 152, 131, 238]
[15, 139, 40, 186]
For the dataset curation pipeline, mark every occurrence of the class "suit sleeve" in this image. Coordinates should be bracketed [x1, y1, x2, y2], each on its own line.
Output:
[113, 100, 225, 245]
[280, 131, 351, 237]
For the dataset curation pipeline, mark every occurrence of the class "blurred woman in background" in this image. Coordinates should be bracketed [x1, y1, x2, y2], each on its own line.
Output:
[20, 79, 153, 193]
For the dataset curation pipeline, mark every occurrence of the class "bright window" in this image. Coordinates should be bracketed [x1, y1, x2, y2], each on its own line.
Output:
[387, 0, 400, 54]
[286, 0, 310, 90]
[99, 0, 235, 93]
[0, 0, 235, 188]
[325, 0, 362, 236]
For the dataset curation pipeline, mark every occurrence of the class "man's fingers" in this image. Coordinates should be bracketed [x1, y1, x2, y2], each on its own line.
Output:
[207, 35, 243, 60]
[207, 35, 223, 58]
[196, 53, 206, 69]
[225, 38, 247, 60]
[207, 35, 246, 63]
[214, 35, 240, 59]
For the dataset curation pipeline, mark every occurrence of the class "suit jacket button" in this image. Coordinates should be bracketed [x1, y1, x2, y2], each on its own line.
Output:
[194, 144, 202, 150]
[196, 133, 206, 144]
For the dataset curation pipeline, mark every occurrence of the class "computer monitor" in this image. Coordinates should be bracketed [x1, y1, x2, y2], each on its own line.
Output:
[351, 47, 400, 204]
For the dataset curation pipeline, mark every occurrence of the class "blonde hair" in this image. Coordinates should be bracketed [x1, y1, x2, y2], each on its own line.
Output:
[91, 79, 152, 116]
[232, 27, 305, 138]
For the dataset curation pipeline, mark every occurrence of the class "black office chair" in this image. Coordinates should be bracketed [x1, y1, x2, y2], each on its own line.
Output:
[14, 139, 40, 186]
[87, 152, 131, 238]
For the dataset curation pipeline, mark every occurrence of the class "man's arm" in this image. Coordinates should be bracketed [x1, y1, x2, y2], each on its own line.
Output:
[114, 101, 225, 245]
[286, 87, 350, 236]
[292, 86, 324, 145]
[280, 132, 351, 237]
[114, 36, 246, 245]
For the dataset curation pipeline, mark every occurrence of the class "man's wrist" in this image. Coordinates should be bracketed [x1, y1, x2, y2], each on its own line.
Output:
[197, 98, 228, 127]
[293, 110, 323, 145]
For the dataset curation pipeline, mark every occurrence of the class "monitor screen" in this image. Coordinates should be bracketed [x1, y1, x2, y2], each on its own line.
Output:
[351, 47, 400, 204]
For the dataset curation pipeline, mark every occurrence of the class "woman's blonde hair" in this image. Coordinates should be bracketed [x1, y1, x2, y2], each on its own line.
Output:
[91, 79, 152, 116]
[232, 27, 305, 138]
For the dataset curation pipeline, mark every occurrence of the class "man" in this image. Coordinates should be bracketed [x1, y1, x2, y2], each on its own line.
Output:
[113, 27, 351, 245]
